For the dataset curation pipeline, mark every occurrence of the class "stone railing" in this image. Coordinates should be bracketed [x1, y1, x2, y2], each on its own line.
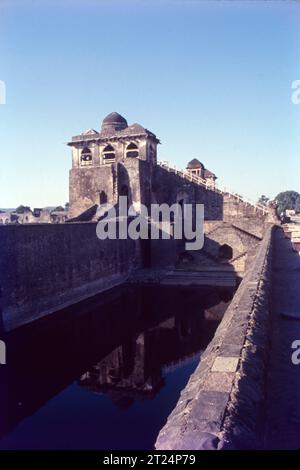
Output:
[158, 160, 269, 215]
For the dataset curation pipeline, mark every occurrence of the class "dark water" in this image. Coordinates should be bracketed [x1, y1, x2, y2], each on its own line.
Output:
[0, 284, 234, 450]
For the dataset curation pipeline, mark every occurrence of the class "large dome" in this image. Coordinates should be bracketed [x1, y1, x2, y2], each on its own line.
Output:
[101, 112, 128, 132]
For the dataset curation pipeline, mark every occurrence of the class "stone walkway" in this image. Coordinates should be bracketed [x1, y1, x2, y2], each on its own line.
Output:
[264, 228, 300, 449]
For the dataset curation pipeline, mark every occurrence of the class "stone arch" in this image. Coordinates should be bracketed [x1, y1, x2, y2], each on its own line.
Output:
[99, 190, 108, 205]
[103, 144, 115, 163]
[205, 226, 246, 261]
[176, 190, 189, 205]
[126, 142, 139, 158]
[81, 147, 92, 166]
[218, 243, 233, 261]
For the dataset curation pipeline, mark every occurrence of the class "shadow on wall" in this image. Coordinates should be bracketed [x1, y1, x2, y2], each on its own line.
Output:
[149, 220, 239, 278]
[65, 161, 250, 274]
[176, 237, 234, 268]
[66, 205, 99, 222]
[152, 165, 224, 221]
[65, 206, 239, 275]
[117, 162, 133, 207]
[67, 163, 134, 222]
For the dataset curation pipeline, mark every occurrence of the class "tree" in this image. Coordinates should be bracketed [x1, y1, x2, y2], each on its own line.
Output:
[295, 196, 300, 213]
[53, 206, 64, 212]
[65, 202, 69, 211]
[274, 190, 300, 216]
[15, 205, 31, 214]
[258, 195, 270, 206]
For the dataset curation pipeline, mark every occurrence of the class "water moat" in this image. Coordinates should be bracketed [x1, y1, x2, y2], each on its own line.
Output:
[0, 284, 234, 450]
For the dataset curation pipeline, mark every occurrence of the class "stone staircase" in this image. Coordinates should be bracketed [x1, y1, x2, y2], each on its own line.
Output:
[129, 268, 239, 287]
[158, 160, 269, 215]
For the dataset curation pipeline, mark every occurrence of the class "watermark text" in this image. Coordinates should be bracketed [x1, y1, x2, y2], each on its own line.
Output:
[96, 197, 204, 251]
[0, 340, 6, 365]
[0, 80, 6, 105]
[291, 340, 300, 365]
[291, 80, 300, 104]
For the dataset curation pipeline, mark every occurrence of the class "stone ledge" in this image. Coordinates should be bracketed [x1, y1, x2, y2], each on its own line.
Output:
[211, 357, 239, 373]
[155, 224, 276, 450]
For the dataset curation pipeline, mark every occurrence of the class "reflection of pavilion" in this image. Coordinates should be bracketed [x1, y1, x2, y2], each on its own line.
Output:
[0, 284, 234, 439]
[79, 289, 232, 405]
[80, 333, 164, 403]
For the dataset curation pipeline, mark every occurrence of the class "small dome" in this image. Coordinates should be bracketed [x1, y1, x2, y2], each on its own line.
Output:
[126, 123, 145, 132]
[82, 128, 98, 135]
[187, 158, 205, 170]
[204, 168, 217, 179]
[101, 112, 128, 132]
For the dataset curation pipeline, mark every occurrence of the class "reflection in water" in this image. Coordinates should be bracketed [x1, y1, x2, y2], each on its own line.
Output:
[0, 284, 234, 449]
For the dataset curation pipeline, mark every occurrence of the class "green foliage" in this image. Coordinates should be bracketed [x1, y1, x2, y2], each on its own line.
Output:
[274, 190, 300, 215]
[15, 205, 31, 214]
[53, 206, 64, 212]
[257, 195, 270, 206]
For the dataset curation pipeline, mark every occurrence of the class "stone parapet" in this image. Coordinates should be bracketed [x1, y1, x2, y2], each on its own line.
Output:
[155, 225, 275, 450]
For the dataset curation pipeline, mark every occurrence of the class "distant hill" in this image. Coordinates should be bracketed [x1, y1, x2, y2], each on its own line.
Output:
[0, 208, 15, 212]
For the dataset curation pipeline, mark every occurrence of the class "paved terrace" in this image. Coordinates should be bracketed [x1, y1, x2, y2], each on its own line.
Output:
[155, 226, 300, 450]
[264, 228, 300, 449]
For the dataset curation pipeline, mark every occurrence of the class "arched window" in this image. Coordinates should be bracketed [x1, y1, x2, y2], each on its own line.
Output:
[99, 191, 108, 205]
[81, 147, 92, 166]
[218, 244, 233, 261]
[126, 142, 139, 158]
[103, 144, 115, 163]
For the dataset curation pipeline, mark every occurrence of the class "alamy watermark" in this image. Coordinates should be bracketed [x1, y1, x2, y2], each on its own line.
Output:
[96, 197, 204, 251]
[0, 340, 6, 365]
[291, 340, 300, 365]
[291, 80, 300, 104]
[0, 80, 6, 105]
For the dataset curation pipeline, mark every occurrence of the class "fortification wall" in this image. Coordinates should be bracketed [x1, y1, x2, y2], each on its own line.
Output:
[69, 159, 154, 218]
[223, 194, 267, 224]
[152, 166, 224, 220]
[155, 225, 275, 450]
[69, 165, 115, 218]
[0, 223, 141, 331]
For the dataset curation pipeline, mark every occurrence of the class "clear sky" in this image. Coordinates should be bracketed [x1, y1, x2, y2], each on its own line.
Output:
[0, 0, 300, 208]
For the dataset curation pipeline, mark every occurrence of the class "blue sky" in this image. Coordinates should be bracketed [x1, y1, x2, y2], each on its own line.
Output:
[0, 0, 300, 208]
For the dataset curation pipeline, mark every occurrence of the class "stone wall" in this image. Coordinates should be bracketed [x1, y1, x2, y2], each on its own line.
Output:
[69, 159, 153, 218]
[203, 221, 262, 275]
[69, 165, 115, 218]
[152, 166, 224, 221]
[69, 161, 269, 233]
[223, 194, 267, 221]
[152, 167, 269, 231]
[0, 223, 141, 331]
[149, 221, 262, 274]
[155, 224, 275, 450]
